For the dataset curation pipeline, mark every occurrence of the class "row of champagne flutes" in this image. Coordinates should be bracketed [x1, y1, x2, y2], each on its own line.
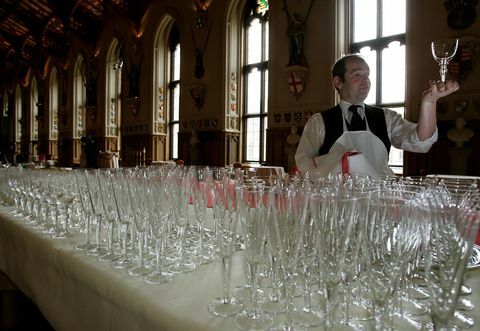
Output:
[2, 166, 78, 239]
[0, 164, 245, 284]
[71, 164, 246, 281]
[213, 173, 480, 331]
[0, 166, 479, 330]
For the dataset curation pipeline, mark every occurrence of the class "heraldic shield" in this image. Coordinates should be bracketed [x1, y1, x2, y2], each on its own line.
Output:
[285, 65, 309, 100]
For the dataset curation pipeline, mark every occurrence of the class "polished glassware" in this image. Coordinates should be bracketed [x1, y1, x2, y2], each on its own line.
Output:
[144, 166, 174, 284]
[208, 170, 244, 317]
[431, 38, 458, 82]
[311, 188, 360, 330]
[84, 169, 108, 256]
[267, 185, 309, 330]
[125, 168, 152, 277]
[234, 184, 272, 330]
[52, 171, 76, 239]
[95, 169, 120, 262]
[169, 166, 196, 274]
[110, 169, 134, 269]
[191, 166, 215, 265]
[73, 169, 96, 250]
[360, 193, 422, 331]
[420, 188, 480, 331]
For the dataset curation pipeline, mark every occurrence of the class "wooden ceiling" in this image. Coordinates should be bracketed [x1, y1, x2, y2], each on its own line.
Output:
[0, 0, 150, 90]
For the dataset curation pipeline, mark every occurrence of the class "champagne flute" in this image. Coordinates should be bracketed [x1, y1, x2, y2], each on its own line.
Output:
[208, 171, 244, 316]
[144, 166, 174, 284]
[234, 184, 273, 330]
[420, 188, 480, 330]
[431, 38, 458, 82]
[169, 166, 196, 274]
[267, 185, 309, 330]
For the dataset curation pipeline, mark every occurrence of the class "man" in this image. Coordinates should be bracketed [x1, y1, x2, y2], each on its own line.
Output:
[295, 54, 460, 173]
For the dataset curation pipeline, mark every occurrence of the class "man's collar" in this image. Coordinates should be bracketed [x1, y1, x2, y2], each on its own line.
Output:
[339, 100, 365, 116]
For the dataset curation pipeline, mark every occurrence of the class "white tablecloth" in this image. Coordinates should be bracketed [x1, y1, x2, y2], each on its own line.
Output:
[1, 205, 480, 331]
[0, 206, 247, 331]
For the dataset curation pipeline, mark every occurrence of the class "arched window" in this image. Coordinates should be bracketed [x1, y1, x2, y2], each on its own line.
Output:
[154, 16, 178, 161]
[15, 85, 22, 145]
[49, 67, 59, 141]
[349, 0, 406, 173]
[106, 39, 122, 150]
[30, 77, 38, 141]
[166, 23, 181, 160]
[242, 0, 269, 164]
[73, 55, 86, 138]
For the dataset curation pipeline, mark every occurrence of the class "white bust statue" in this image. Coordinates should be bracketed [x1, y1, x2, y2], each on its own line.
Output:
[447, 117, 474, 147]
[286, 125, 300, 145]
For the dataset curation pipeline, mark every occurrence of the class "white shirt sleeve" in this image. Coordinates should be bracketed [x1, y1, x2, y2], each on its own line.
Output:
[295, 113, 326, 172]
[384, 108, 438, 153]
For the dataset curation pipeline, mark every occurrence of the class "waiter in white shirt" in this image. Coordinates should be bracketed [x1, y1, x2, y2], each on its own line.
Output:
[294, 54, 460, 174]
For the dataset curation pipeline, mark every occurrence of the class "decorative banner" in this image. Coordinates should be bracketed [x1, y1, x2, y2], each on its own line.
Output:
[274, 112, 281, 123]
[294, 112, 302, 123]
[448, 36, 480, 83]
[229, 72, 237, 114]
[285, 65, 309, 100]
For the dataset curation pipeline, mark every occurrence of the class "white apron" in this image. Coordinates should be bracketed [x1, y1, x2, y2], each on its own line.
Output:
[312, 131, 394, 176]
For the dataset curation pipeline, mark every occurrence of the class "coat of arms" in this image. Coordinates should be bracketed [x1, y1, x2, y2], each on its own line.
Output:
[285, 65, 308, 100]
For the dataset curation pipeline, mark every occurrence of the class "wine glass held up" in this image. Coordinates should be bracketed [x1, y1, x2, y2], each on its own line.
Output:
[431, 38, 458, 83]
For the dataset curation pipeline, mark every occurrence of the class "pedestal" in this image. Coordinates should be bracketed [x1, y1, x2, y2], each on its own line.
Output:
[448, 146, 471, 175]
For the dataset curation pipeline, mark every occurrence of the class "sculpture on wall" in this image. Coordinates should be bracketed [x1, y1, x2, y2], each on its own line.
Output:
[447, 116, 474, 175]
[282, 0, 316, 67]
[191, 22, 212, 79]
[58, 68, 68, 126]
[126, 39, 144, 99]
[282, 0, 316, 100]
[85, 56, 99, 121]
[448, 36, 480, 84]
[125, 38, 144, 116]
[447, 116, 474, 147]
[188, 83, 206, 110]
[191, 0, 213, 79]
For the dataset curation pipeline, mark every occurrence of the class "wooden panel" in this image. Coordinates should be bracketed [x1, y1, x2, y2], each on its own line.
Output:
[225, 132, 240, 166]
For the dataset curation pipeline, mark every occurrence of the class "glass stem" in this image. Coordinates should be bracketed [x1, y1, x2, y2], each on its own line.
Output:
[222, 255, 232, 302]
[249, 262, 260, 316]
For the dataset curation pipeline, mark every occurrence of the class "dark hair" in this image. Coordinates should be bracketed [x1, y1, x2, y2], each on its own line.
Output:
[331, 54, 366, 82]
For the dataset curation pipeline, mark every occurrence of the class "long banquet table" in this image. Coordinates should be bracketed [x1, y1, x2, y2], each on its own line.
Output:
[1, 204, 480, 331]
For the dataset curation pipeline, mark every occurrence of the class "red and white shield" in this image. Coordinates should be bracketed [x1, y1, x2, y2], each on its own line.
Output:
[285, 65, 308, 100]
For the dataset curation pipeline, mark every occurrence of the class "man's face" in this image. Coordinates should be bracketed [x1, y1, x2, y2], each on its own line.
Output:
[334, 57, 371, 104]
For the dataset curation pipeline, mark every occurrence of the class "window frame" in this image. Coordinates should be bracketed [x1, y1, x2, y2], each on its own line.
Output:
[49, 67, 59, 141]
[349, 0, 406, 173]
[167, 23, 181, 160]
[241, 0, 269, 164]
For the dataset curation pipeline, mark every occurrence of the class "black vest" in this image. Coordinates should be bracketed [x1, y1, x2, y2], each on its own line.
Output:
[318, 104, 391, 156]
